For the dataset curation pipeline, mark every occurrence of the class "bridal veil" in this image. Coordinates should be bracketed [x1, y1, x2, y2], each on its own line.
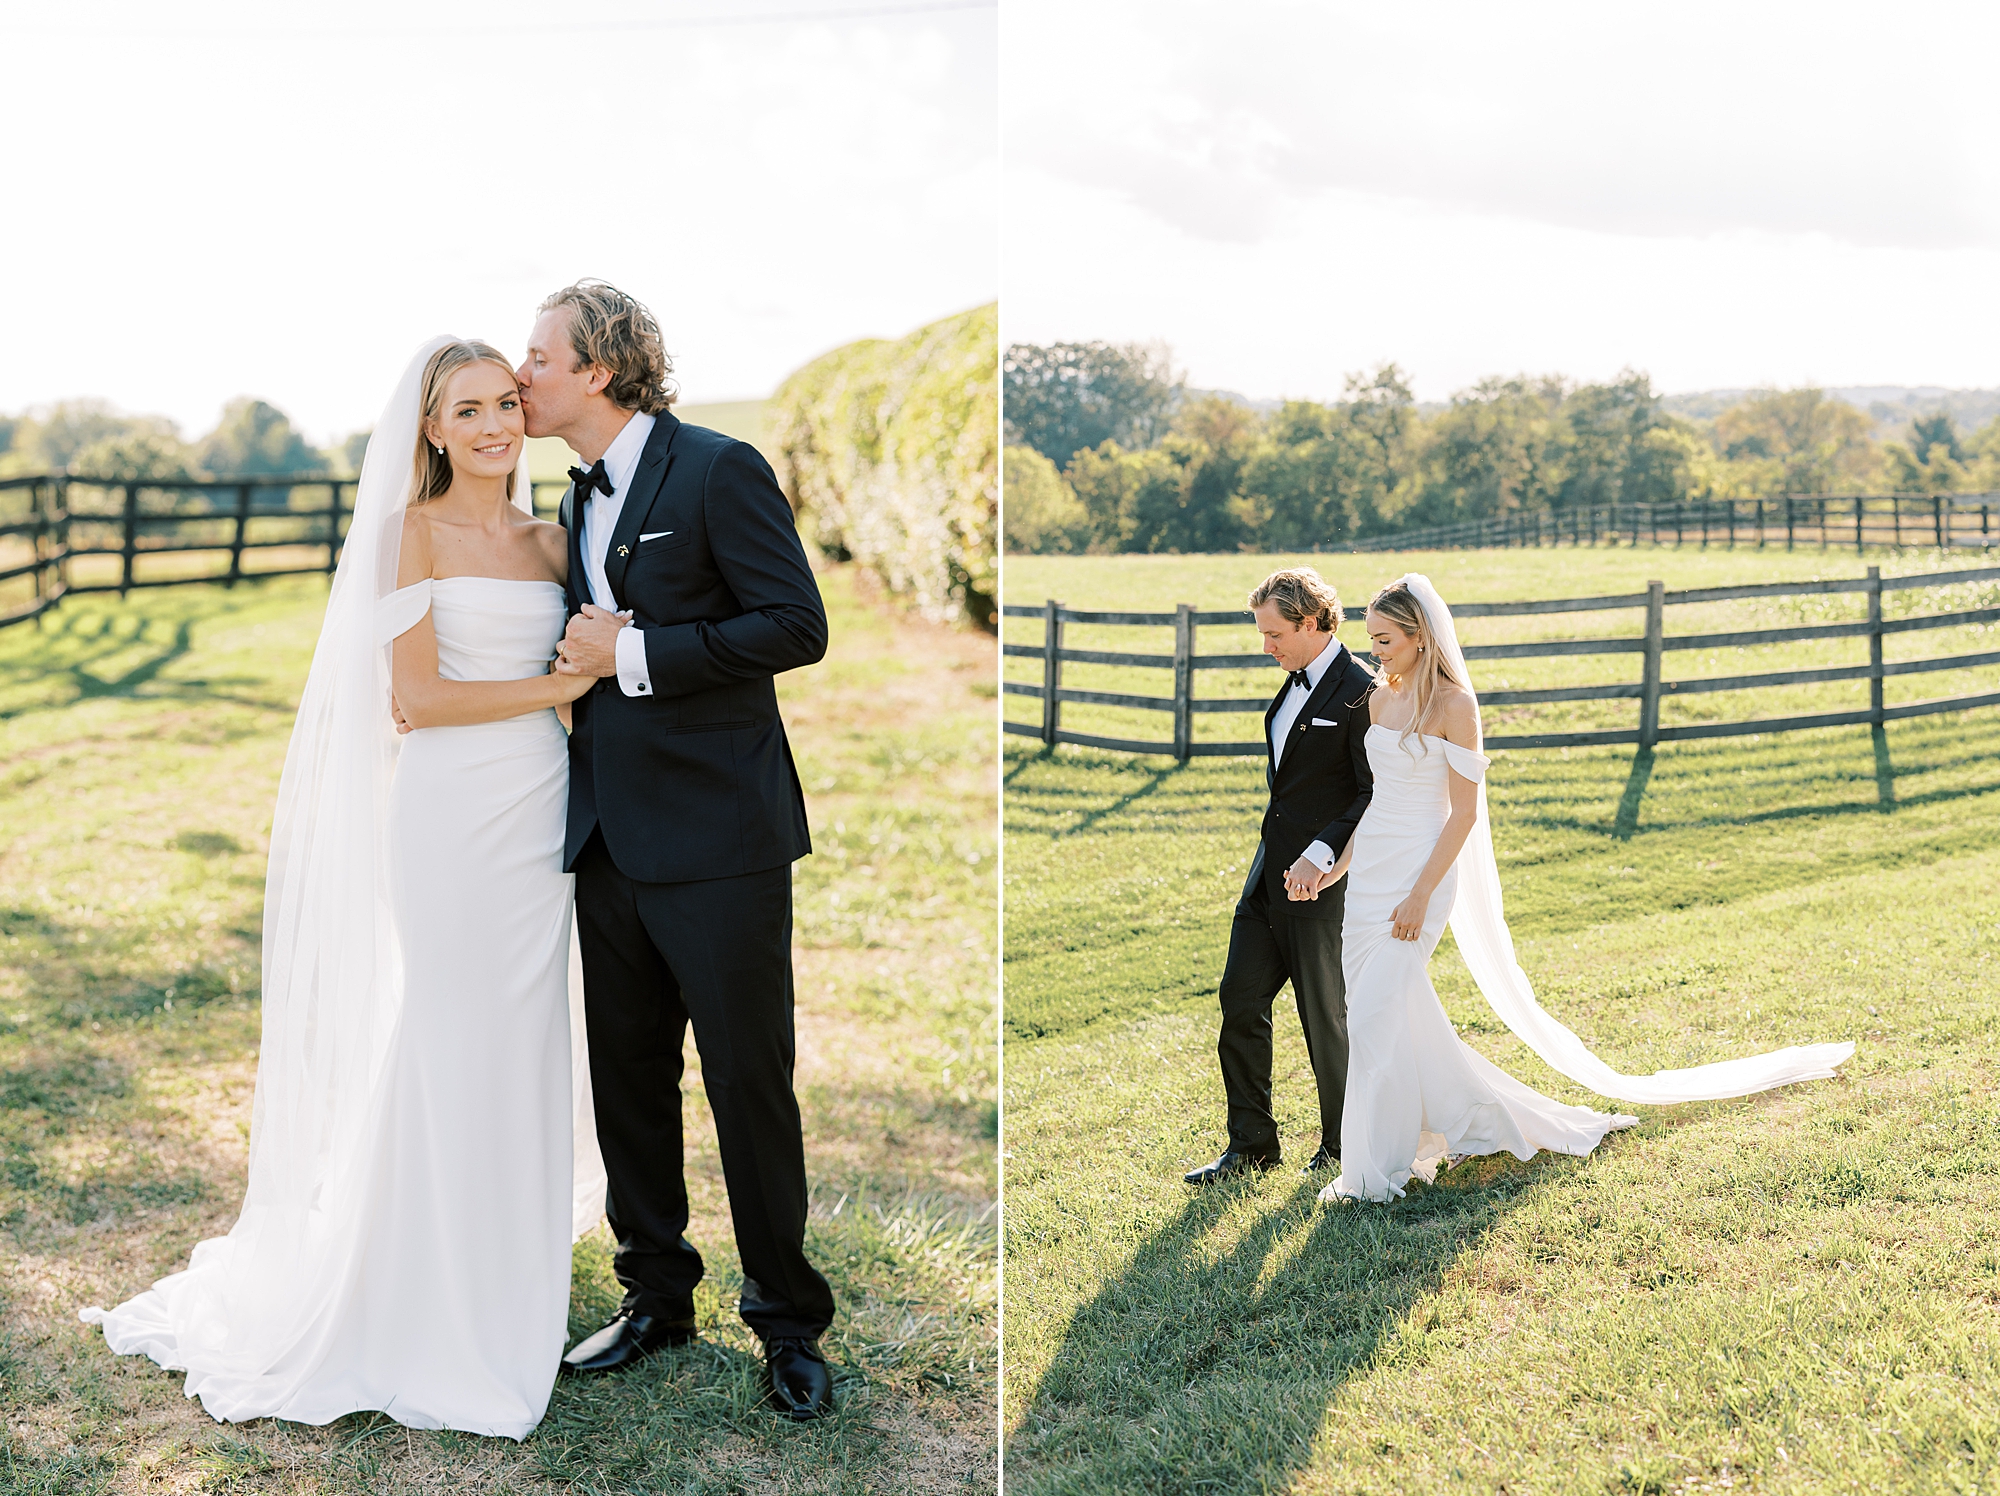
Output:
[82, 338, 604, 1384]
[1400, 572, 1855, 1105]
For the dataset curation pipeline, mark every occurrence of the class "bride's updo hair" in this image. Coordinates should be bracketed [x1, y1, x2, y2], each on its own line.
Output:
[1369, 580, 1463, 749]
[411, 340, 521, 506]
[1248, 567, 1343, 633]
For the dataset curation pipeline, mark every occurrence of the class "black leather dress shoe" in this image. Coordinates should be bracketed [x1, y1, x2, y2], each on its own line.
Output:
[766, 1336, 834, 1421]
[561, 1310, 698, 1374]
[1182, 1148, 1280, 1186]
[1299, 1145, 1338, 1175]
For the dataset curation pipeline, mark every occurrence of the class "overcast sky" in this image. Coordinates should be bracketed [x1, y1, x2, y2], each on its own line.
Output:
[3, 0, 996, 443]
[1003, 0, 2000, 403]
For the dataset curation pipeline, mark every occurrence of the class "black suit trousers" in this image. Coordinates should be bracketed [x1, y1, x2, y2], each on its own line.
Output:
[573, 828, 835, 1342]
[1216, 866, 1349, 1157]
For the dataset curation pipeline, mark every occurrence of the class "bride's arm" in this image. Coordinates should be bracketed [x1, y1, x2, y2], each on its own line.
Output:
[1388, 691, 1482, 940]
[390, 512, 592, 729]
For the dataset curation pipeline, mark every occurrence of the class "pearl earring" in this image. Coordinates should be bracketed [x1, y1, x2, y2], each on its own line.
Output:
[435, 444, 444, 453]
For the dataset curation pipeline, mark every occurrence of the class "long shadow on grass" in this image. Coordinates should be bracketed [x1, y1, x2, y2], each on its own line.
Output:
[1011, 1164, 1545, 1494]
[0, 603, 297, 721]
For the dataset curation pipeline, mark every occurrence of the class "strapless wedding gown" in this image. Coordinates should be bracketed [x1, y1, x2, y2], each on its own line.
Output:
[84, 576, 580, 1438]
[1327, 726, 1637, 1204]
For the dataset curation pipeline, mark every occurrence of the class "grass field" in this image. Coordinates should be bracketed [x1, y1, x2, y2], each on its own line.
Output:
[0, 564, 996, 1494]
[1002, 546, 2000, 1494]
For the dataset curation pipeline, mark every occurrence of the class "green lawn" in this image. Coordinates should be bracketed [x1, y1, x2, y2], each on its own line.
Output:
[1002, 547, 2000, 1494]
[0, 564, 996, 1493]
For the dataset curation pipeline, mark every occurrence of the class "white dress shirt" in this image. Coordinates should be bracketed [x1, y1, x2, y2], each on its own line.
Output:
[1267, 635, 1344, 873]
[575, 410, 657, 697]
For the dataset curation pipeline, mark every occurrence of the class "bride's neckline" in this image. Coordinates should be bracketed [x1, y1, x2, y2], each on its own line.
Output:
[1367, 723, 1473, 747]
[426, 575, 562, 587]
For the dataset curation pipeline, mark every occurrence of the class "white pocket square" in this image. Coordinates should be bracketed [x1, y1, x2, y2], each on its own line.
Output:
[638, 531, 673, 541]
[1311, 717, 1339, 727]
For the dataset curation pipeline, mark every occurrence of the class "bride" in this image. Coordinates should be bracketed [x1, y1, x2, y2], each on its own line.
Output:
[81, 338, 604, 1438]
[1300, 575, 1854, 1205]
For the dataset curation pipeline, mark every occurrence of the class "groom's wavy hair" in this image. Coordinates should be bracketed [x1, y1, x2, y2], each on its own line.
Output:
[1369, 581, 1462, 750]
[539, 280, 678, 414]
[412, 341, 521, 507]
[1248, 568, 1344, 634]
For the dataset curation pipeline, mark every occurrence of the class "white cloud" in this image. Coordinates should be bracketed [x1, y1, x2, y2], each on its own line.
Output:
[1003, 0, 2000, 399]
[2, 0, 997, 442]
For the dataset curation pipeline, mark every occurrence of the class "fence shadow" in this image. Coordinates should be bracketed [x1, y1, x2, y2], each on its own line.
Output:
[1010, 1160, 1554, 1493]
[1871, 724, 1896, 810]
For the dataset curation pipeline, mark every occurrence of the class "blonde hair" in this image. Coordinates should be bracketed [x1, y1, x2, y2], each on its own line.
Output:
[1249, 567, 1344, 633]
[412, 341, 520, 506]
[1369, 580, 1461, 749]
[538, 279, 677, 414]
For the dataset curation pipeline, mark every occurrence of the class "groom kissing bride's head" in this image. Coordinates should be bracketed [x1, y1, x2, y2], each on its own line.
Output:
[516, 279, 677, 459]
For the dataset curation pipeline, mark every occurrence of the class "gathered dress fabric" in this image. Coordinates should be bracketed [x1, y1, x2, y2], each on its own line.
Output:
[82, 576, 579, 1439]
[1330, 726, 1636, 1204]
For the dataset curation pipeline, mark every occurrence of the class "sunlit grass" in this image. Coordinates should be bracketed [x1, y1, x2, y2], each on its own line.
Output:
[0, 565, 996, 1493]
[1001, 549, 2000, 1494]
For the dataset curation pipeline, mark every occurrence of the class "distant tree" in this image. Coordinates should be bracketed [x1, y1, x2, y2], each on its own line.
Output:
[69, 428, 195, 479]
[195, 398, 323, 476]
[1003, 342, 1182, 467]
[1909, 410, 1963, 462]
[1712, 388, 1876, 494]
[335, 429, 372, 477]
[0, 414, 15, 456]
[1003, 445, 1091, 554]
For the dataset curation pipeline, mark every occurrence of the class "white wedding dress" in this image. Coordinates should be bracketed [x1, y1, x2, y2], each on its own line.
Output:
[84, 578, 580, 1437]
[81, 338, 605, 1441]
[1329, 727, 1636, 1203]
[1322, 575, 1853, 1205]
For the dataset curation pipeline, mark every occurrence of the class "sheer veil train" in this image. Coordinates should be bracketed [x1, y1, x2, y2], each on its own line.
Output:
[1401, 572, 1855, 1105]
[80, 338, 604, 1395]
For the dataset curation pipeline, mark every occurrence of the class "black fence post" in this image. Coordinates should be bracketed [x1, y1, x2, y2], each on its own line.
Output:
[1854, 496, 1864, 554]
[1785, 495, 1795, 551]
[1640, 580, 1664, 749]
[228, 482, 251, 587]
[1866, 565, 1884, 726]
[1172, 603, 1194, 762]
[1933, 494, 1945, 549]
[1041, 598, 1063, 747]
[326, 482, 345, 576]
[119, 483, 137, 596]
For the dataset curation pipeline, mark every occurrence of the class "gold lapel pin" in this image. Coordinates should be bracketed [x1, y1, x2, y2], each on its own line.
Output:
[617, 545, 630, 557]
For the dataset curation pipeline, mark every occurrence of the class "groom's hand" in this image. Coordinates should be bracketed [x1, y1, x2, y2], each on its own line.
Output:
[556, 604, 630, 677]
[1283, 855, 1326, 900]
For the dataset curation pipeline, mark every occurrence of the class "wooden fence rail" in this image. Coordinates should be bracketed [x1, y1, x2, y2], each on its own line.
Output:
[0, 474, 572, 630]
[1345, 493, 1999, 555]
[1001, 564, 2000, 757]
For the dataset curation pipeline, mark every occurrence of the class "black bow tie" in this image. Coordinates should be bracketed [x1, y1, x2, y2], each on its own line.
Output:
[1288, 669, 1311, 691]
[568, 459, 613, 503]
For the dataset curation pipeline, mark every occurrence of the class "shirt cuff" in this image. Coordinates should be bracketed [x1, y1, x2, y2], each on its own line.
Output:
[614, 625, 653, 697]
[1302, 840, 1336, 873]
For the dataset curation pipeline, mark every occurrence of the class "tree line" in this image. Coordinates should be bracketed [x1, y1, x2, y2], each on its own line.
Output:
[0, 398, 361, 482]
[1003, 342, 2000, 554]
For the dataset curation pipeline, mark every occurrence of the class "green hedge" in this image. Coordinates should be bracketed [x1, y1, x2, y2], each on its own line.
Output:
[771, 303, 997, 629]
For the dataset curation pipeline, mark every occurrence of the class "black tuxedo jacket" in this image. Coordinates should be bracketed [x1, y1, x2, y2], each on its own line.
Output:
[1243, 642, 1377, 920]
[561, 412, 827, 884]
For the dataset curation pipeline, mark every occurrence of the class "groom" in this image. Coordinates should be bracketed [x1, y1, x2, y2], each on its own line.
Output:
[524, 280, 838, 1420]
[1185, 568, 1375, 1186]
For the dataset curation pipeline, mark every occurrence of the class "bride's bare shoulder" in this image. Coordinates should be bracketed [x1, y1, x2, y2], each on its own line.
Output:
[1434, 680, 1479, 744]
[396, 505, 434, 586]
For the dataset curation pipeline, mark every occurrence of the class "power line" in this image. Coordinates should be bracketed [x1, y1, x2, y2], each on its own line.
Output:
[6, 0, 996, 42]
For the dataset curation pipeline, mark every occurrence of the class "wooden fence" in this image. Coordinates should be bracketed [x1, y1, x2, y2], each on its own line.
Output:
[0, 474, 571, 630]
[1347, 493, 1999, 555]
[1001, 563, 2000, 756]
